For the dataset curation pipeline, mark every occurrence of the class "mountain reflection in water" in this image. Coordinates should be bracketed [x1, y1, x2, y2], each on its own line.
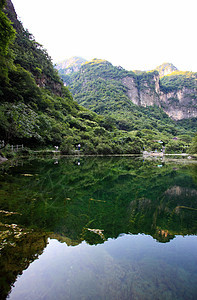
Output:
[0, 156, 197, 299]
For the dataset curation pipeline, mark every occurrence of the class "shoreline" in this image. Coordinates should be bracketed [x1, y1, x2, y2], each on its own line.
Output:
[0, 151, 197, 165]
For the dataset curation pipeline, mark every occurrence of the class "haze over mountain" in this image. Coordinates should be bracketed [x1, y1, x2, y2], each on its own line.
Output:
[56, 58, 179, 78]
[55, 57, 87, 75]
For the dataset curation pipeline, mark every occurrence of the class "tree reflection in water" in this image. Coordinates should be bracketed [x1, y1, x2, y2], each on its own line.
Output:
[0, 157, 197, 299]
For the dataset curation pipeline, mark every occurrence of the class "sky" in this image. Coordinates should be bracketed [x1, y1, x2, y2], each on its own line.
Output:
[11, 0, 197, 72]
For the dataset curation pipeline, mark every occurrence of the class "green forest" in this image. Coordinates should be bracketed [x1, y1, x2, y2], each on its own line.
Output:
[60, 59, 197, 154]
[0, 0, 197, 157]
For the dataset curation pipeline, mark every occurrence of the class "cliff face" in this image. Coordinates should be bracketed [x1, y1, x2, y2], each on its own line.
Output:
[138, 72, 161, 107]
[121, 73, 197, 120]
[121, 76, 139, 105]
[122, 74, 160, 107]
[60, 59, 196, 121]
[160, 87, 197, 120]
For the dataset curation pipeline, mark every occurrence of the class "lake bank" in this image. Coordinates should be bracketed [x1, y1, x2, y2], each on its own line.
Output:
[1, 150, 197, 166]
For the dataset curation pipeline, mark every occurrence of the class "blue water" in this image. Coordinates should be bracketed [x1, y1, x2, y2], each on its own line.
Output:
[0, 157, 197, 299]
[8, 234, 197, 300]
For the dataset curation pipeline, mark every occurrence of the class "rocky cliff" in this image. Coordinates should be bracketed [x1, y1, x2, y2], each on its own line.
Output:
[160, 87, 197, 120]
[122, 71, 161, 108]
[59, 59, 197, 121]
[122, 71, 197, 120]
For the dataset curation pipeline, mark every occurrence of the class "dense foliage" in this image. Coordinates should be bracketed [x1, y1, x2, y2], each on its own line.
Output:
[0, 2, 145, 155]
[160, 71, 197, 93]
[0, 1, 196, 155]
[189, 134, 197, 154]
[0, 0, 15, 89]
[61, 59, 196, 153]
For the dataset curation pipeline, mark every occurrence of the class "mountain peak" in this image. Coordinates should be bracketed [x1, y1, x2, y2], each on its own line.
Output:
[155, 62, 178, 77]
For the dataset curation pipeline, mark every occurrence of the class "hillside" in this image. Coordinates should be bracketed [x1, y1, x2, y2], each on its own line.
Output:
[59, 59, 196, 131]
[61, 59, 197, 122]
[0, 1, 196, 155]
[0, 0, 146, 155]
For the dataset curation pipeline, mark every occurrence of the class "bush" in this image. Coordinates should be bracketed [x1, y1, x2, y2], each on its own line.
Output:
[96, 143, 113, 155]
[60, 137, 74, 154]
[188, 134, 197, 154]
[165, 140, 185, 153]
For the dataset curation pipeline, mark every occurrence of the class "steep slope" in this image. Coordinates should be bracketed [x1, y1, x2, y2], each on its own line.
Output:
[160, 71, 197, 119]
[4, 0, 62, 95]
[61, 58, 197, 122]
[0, 1, 145, 155]
[60, 59, 196, 137]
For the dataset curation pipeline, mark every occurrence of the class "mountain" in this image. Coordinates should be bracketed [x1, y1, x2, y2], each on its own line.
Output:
[0, 1, 196, 155]
[55, 56, 87, 75]
[1, 1, 145, 155]
[60, 58, 197, 122]
[155, 62, 178, 77]
[4, 0, 63, 96]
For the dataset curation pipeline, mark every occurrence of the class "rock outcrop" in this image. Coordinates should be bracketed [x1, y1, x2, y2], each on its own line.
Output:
[160, 87, 197, 120]
[122, 76, 139, 105]
[122, 72, 197, 120]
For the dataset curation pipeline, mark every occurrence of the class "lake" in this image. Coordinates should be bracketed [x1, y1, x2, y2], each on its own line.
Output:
[0, 156, 197, 299]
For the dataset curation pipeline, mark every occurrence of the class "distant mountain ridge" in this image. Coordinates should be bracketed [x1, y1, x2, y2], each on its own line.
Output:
[57, 58, 197, 121]
[56, 58, 179, 77]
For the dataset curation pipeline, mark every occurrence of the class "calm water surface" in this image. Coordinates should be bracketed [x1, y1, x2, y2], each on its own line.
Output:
[0, 156, 197, 299]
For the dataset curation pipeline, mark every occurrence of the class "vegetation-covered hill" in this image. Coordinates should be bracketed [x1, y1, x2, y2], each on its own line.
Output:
[62, 59, 195, 128]
[0, 0, 196, 155]
[0, 0, 144, 155]
[160, 70, 197, 93]
[59, 58, 197, 153]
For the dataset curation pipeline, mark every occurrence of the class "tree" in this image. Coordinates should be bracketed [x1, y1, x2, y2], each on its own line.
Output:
[0, 4, 15, 85]
[189, 134, 197, 154]
[0, 102, 40, 143]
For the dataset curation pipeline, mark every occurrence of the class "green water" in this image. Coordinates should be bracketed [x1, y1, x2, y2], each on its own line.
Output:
[0, 156, 197, 299]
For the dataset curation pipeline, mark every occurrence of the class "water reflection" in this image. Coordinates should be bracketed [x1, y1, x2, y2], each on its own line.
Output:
[0, 157, 197, 299]
[0, 222, 48, 299]
[7, 235, 197, 300]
